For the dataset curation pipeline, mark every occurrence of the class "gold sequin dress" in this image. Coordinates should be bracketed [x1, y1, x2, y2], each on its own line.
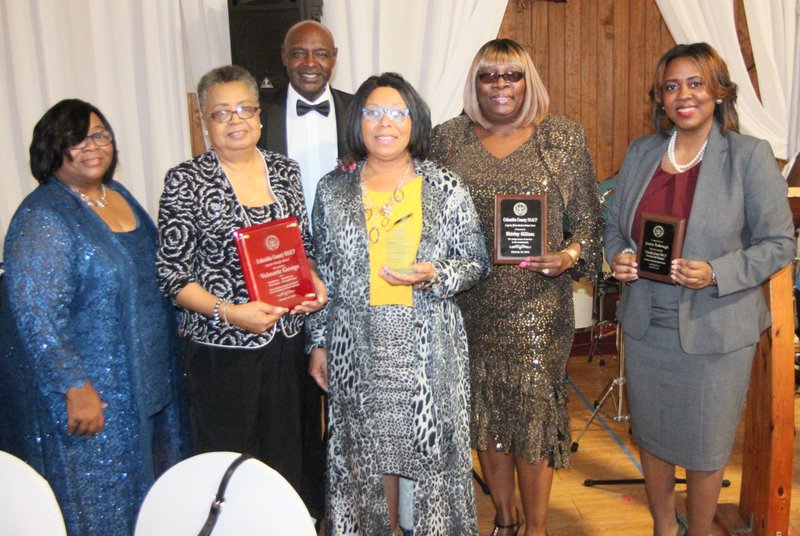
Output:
[431, 115, 602, 467]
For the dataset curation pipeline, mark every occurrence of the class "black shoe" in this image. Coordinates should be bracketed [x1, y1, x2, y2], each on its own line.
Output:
[675, 512, 688, 536]
[489, 508, 521, 536]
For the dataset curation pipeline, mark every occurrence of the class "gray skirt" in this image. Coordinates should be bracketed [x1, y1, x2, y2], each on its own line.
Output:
[624, 283, 755, 471]
[364, 305, 419, 478]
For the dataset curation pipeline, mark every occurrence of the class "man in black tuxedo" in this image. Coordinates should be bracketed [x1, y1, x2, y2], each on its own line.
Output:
[258, 20, 352, 525]
[259, 20, 353, 220]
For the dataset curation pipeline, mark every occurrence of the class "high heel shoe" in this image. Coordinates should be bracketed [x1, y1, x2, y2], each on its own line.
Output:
[489, 507, 522, 536]
[675, 512, 688, 536]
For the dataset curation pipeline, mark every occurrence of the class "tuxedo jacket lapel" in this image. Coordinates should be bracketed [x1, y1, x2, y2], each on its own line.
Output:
[260, 86, 352, 159]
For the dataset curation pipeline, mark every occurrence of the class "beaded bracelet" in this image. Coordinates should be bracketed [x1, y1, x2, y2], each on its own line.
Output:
[212, 297, 223, 325]
[221, 301, 231, 326]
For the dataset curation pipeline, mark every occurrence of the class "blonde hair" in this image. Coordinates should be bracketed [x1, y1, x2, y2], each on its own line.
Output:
[463, 39, 549, 129]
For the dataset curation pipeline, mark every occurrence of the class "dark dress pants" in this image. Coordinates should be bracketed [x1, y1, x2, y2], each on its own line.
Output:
[182, 333, 324, 518]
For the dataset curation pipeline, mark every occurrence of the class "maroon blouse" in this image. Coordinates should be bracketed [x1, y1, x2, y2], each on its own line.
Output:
[632, 163, 700, 245]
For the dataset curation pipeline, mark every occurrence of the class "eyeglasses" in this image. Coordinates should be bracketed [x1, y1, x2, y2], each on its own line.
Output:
[477, 71, 525, 84]
[361, 105, 410, 123]
[206, 105, 260, 123]
[71, 131, 113, 150]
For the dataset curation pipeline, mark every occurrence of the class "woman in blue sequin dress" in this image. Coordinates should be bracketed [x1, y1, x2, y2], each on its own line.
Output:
[0, 100, 188, 535]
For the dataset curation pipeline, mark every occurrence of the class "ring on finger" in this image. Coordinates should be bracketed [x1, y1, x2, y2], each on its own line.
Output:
[542, 268, 550, 275]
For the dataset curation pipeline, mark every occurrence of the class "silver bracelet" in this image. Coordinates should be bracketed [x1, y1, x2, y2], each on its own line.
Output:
[414, 270, 439, 290]
[708, 262, 718, 286]
[212, 297, 223, 325]
[221, 301, 231, 326]
[620, 247, 636, 255]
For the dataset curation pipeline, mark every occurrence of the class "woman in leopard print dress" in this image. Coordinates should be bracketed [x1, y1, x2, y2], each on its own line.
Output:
[307, 73, 490, 535]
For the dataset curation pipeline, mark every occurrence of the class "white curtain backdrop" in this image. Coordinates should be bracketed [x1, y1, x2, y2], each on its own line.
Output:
[321, 0, 509, 127]
[743, 0, 798, 160]
[790, 2, 800, 161]
[0, 0, 231, 258]
[655, 0, 798, 160]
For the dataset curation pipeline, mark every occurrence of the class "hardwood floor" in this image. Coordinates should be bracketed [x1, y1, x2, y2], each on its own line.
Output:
[473, 350, 800, 535]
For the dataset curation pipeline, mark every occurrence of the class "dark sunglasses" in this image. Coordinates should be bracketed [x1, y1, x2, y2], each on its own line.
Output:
[477, 70, 525, 84]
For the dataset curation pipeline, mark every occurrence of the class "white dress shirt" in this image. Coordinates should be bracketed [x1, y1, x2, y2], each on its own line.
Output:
[286, 84, 339, 224]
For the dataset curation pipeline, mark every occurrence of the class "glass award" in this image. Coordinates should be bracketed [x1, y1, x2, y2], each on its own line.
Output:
[383, 212, 416, 274]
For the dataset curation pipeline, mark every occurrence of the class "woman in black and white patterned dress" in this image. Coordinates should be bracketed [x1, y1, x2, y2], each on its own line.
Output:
[156, 65, 327, 520]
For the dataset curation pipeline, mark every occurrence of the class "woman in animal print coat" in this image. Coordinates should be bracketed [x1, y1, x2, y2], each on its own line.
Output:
[306, 73, 490, 535]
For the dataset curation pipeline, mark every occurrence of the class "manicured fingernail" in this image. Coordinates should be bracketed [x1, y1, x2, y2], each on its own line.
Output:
[524, 256, 531, 262]
[519, 261, 527, 268]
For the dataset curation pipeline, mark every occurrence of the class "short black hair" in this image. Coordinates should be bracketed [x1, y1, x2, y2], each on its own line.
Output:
[29, 99, 118, 184]
[344, 72, 431, 161]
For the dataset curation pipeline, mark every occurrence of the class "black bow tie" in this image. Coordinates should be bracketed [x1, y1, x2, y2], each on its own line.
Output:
[296, 99, 331, 117]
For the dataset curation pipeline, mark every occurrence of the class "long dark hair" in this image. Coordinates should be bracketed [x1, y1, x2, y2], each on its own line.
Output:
[29, 99, 118, 184]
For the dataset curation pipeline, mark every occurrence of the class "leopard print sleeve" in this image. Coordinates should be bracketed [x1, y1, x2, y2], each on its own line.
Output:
[414, 161, 490, 301]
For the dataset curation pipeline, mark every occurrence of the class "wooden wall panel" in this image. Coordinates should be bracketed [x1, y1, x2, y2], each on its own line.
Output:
[627, 0, 646, 144]
[499, 0, 676, 181]
[550, 6, 567, 117]
[579, 0, 598, 167]
[612, 0, 630, 175]
[596, 0, 616, 180]
[563, 1, 581, 122]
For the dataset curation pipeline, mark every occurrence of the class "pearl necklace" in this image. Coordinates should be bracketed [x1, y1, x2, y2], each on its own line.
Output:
[667, 130, 708, 173]
[361, 161, 412, 244]
[69, 184, 108, 208]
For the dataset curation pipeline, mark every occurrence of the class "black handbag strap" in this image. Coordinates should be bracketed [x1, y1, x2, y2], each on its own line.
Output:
[197, 453, 254, 536]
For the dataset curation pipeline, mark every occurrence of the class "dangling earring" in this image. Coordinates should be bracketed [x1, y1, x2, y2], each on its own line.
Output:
[715, 98, 723, 104]
[203, 130, 208, 136]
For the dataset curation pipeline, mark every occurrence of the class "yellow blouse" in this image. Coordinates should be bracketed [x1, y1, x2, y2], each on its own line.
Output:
[363, 176, 423, 306]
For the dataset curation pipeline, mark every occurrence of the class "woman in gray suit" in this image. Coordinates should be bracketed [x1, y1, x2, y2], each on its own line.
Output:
[605, 43, 793, 536]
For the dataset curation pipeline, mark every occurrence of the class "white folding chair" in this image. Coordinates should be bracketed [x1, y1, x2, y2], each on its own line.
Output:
[0, 450, 67, 535]
[135, 451, 316, 536]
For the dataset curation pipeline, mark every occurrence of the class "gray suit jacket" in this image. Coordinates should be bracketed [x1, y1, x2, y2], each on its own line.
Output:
[604, 123, 794, 354]
[258, 85, 353, 158]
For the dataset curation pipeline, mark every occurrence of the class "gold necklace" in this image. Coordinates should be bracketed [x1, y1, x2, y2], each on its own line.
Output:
[360, 161, 412, 244]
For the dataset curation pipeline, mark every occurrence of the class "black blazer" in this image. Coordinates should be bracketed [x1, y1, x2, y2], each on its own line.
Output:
[258, 86, 353, 158]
